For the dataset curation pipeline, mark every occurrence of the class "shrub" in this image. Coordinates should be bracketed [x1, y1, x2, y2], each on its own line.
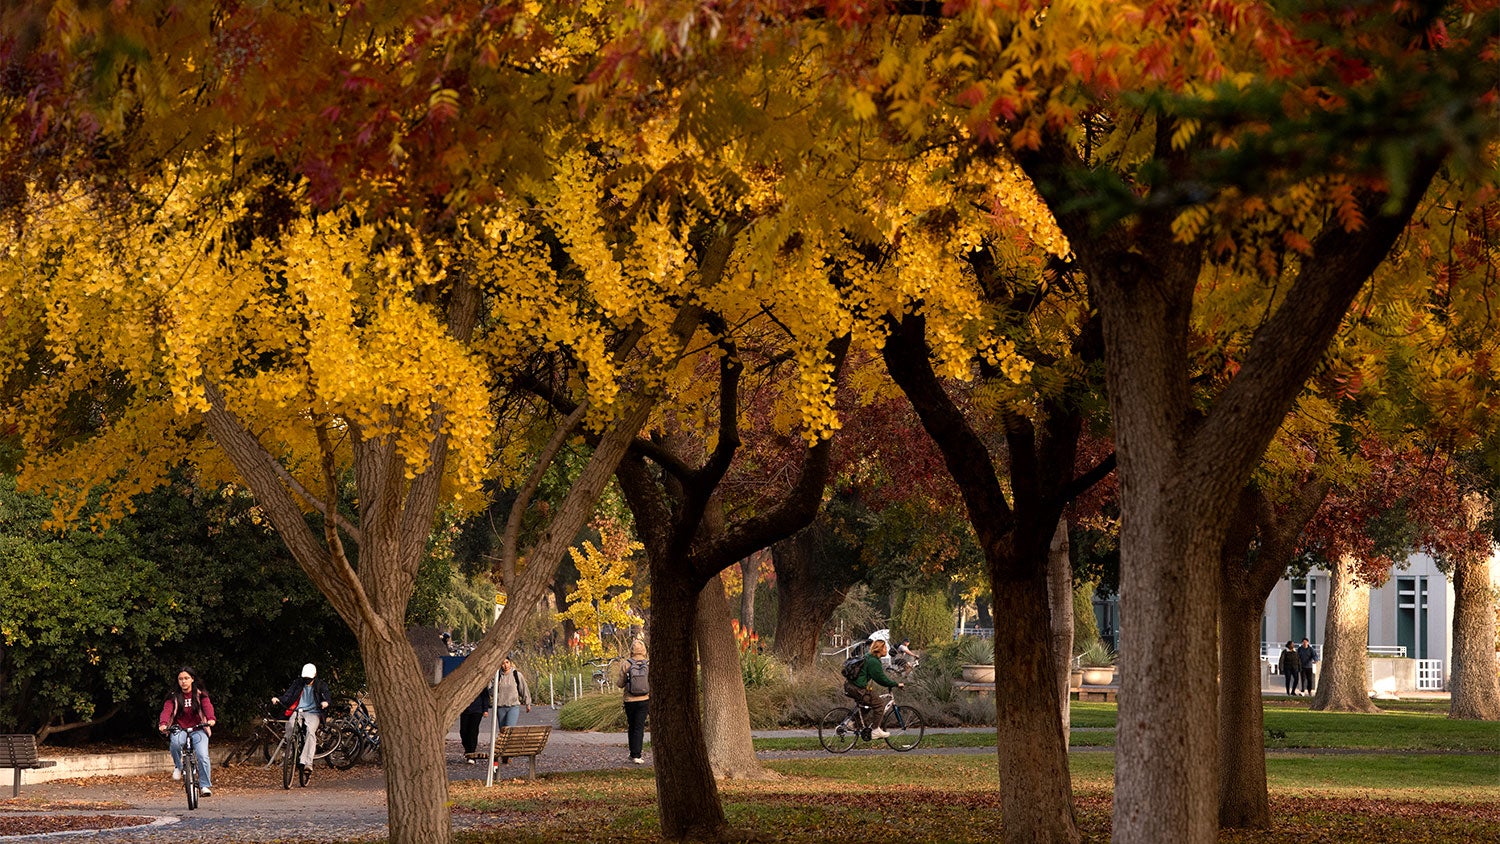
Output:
[557, 692, 626, 731]
[897, 587, 953, 649]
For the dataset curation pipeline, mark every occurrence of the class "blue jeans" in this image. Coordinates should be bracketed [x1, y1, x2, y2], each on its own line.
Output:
[170, 728, 212, 789]
[495, 705, 520, 728]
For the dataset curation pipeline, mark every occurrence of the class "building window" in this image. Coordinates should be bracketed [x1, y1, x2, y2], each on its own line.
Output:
[1291, 576, 1317, 643]
[1396, 576, 1429, 659]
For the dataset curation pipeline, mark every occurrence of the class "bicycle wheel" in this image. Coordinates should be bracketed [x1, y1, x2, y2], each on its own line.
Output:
[312, 720, 339, 760]
[326, 725, 363, 770]
[882, 705, 925, 752]
[183, 759, 198, 810]
[281, 737, 296, 789]
[298, 761, 311, 787]
[818, 707, 859, 753]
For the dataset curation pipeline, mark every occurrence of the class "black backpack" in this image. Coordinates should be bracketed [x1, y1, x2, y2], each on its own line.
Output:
[623, 658, 650, 696]
[841, 654, 864, 683]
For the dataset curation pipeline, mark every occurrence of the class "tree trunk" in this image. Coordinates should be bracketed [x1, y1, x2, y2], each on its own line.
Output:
[697, 574, 773, 779]
[1046, 520, 1074, 750]
[1112, 489, 1225, 844]
[770, 530, 852, 667]
[738, 553, 758, 632]
[1311, 556, 1380, 713]
[1448, 552, 1500, 720]
[648, 564, 726, 838]
[992, 557, 1080, 844]
[363, 630, 451, 844]
[1217, 586, 1269, 827]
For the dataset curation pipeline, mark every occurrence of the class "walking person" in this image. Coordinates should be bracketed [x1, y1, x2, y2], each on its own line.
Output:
[459, 686, 490, 764]
[271, 663, 331, 779]
[1297, 638, 1318, 696]
[1278, 641, 1300, 696]
[494, 656, 532, 728]
[490, 655, 534, 766]
[615, 639, 650, 764]
[157, 666, 216, 797]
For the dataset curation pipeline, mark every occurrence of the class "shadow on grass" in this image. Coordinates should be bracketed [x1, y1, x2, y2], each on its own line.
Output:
[449, 752, 1499, 843]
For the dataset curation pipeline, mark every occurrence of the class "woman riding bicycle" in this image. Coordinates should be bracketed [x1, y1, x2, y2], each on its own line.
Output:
[158, 666, 216, 797]
[272, 663, 331, 779]
[843, 639, 903, 738]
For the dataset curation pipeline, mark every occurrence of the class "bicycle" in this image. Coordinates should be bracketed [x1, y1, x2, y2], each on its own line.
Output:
[818, 690, 925, 753]
[167, 725, 209, 810]
[326, 695, 381, 769]
[275, 712, 315, 788]
[589, 658, 622, 693]
[221, 716, 281, 767]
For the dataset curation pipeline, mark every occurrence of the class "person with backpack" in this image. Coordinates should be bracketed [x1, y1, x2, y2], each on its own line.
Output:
[614, 639, 650, 764]
[271, 663, 331, 778]
[157, 666, 216, 796]
[843, 638, 903, 738]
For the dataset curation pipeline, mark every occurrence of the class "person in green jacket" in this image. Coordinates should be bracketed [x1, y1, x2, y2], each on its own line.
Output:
[843, 638, 903, 738]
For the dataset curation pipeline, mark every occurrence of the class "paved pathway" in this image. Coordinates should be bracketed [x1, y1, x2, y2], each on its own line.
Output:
[1, 703, 1477, 842]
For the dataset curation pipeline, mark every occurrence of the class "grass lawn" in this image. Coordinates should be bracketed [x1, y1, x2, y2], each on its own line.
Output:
[752, 701, 1497, 753]
[451, 749, 1499, 842]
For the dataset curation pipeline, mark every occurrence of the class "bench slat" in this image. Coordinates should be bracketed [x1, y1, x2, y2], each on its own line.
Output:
[2, 735, 57, 797]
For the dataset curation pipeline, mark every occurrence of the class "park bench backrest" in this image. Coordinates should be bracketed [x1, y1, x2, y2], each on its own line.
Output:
[494, 725, 550, 757]
[0, 735, 43, 768]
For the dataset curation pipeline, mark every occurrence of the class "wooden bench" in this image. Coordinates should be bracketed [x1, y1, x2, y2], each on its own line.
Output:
[1, 734, 58, 797]
[491, 725, 551, 781]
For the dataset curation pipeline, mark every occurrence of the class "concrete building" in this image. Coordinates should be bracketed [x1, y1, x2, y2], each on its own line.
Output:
[1260, 552, 1500, 691]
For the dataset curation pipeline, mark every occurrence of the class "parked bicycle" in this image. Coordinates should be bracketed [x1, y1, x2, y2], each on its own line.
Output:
[167, 725, 208, 809]
[589, 658, 623, 693]
[818, 690, 925, 753]
[326, 696, 381, 770]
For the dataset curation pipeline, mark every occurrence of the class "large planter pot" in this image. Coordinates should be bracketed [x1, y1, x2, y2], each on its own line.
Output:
[1069, 668, 1084, 689]
[1081, 667, 1116, 686]
[961, 663, 995, 683]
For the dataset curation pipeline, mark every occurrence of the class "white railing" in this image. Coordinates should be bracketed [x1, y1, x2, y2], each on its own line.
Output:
[955, 627, 994, 640]
[1261, 642, 1323, 660]
[1417, 659, 1444, 691]
[1368, 645, 1407, 658]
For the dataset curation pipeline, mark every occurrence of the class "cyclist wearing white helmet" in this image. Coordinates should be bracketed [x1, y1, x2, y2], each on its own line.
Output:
[272, 663, 331, 776]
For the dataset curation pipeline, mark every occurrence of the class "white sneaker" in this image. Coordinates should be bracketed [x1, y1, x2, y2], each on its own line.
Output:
[200, 788, 211, 797]
[869, 728, 891, 739]
[631, 757, 645, 764]
[172, 768, 182, 781]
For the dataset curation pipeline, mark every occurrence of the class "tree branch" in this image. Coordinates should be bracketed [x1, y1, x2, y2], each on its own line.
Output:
[498, 402, 587, 586]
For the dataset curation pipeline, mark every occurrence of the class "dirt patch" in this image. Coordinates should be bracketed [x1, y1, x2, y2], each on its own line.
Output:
[0, 814, 157, 836]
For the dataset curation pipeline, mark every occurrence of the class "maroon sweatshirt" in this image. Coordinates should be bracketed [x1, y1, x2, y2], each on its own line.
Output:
[159, 690, 215, 731]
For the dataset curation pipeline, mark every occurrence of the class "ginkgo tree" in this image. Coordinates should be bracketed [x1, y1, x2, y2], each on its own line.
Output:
[555, 517, 643, 654]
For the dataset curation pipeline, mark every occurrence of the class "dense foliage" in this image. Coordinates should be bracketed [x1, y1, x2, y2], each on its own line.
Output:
[0, 475, 360, 740]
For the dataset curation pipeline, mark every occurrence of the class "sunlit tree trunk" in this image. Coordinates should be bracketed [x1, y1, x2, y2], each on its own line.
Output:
[1311, 555, 1379, 713]
[1448, 552, 1500, 720]
[738, 553, 759, 632]
[1218, 479, 1329, 829]
[1046, 520, 1074, 750]
[697, 574, 772, 778]
[647, 568, 725, 837]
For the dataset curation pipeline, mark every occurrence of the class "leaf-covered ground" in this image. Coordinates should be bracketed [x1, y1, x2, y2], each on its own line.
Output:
[448, 753, 1500, 843]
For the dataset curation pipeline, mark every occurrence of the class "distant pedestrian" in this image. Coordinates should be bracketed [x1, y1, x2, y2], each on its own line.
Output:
[459, 686, 490, 763]
[495, 656, 532, 728]
[1278, 641, 1300, 696]
[615, 639, 650, 764]
[1297, 638, 1318, 696]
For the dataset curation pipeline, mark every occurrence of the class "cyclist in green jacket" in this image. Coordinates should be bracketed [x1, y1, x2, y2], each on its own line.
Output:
[843, 639, 903, 738]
